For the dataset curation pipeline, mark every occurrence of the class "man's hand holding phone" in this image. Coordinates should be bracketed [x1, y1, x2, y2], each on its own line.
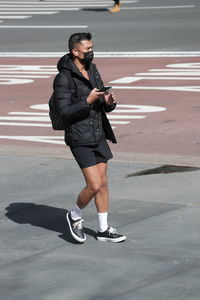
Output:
[97, 86, 112, 92]
[86, 88, 104, 104]
[86, 87, 115, 105]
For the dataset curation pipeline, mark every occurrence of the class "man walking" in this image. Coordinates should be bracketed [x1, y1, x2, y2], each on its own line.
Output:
[53, 32, 126, 243]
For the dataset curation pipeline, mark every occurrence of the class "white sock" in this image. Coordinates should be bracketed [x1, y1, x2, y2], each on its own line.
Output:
[98, 212, 108, 232]
[70, 204, 82, 220]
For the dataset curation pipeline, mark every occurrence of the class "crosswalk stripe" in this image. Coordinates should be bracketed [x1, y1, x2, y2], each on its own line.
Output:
[0, 11, 58, 14]
[0, 15, 31, 19]
[0, 0, 136, 24]
[0, 25, 88, 28]
[0, 6, 110, 10]
[0, 0, 137, 3]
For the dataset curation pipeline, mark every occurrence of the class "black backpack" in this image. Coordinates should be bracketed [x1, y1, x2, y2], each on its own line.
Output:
[49, 70, 75, 130]
[49, 92, 65, 130]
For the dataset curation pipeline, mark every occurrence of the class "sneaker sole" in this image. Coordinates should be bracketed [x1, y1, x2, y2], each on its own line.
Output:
[66, 213, 86, 243]
[97, 236, 126, 243]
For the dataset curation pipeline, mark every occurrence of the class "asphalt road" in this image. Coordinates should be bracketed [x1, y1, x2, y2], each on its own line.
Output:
[0, 0, 199, 52]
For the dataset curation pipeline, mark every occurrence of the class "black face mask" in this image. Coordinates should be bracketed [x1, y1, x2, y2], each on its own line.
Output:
[81, 51, 94, 67]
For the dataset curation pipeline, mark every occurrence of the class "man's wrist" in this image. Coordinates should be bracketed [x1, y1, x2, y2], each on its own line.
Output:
[85, 99, 92, 108]
[86, 97, 92, 105]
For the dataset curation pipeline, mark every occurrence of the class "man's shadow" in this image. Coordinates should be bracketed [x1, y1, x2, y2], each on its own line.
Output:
[5, 203, 97, 244]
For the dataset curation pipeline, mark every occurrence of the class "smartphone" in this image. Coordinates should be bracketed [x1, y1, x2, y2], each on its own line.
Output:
[98, 86, 112, 92]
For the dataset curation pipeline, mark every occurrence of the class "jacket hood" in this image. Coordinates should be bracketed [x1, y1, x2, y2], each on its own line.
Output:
[57, 53, 74, 72]
[57, 53, 95, 75]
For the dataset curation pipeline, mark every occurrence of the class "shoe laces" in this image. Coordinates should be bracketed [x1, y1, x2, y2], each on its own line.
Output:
[108, 227, 117, 234]
[73, 219, 84, 230]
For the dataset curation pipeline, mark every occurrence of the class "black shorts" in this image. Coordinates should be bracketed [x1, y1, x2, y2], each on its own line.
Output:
[70, 138, 113, 169]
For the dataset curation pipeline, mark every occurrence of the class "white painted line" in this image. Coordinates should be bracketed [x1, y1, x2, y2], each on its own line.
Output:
[0, 78, 33, 84]
[9, 112, 48, 115]
[149, 68, 200, 71]
[94, 52, 200, 58]
[0, 15, 31, 19]
[0, 1, 136, 5]
[45, 0, 138, 1]
[0, 115, 145, 121]
[108, 115, 146, 119]
[110, 121, 130, 125]
[0, 6, 110, 10]
[112, 86, 200, 92]
[116, 104, 166, 113]
[0, 136, 65, 145]
[0, 52, 200, 58]
[0, 25, 88, 28]
[110, 77, 141, 84]
[113, 77, 200, 81]
[0, 116, 50, 121]
[0, 71, 56, 74]
[0, 0, 137, 3]
[0, 75, 50, 78]
[167, 63, 200, 69]
[0, 65, 56, 70]
[0, 4, 108, 7]
[121, 5, 195, 10]
[0, 11, 58, 14]
[137, 72, 200, 76]
[0, 122, 52, 127]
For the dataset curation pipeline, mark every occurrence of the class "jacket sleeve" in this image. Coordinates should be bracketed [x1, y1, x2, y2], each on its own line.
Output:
[103, 101, 117, 112]
[53, 73, 91, 123]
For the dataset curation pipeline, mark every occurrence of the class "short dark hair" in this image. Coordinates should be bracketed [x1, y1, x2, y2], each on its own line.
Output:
[68, 32, 92, 53]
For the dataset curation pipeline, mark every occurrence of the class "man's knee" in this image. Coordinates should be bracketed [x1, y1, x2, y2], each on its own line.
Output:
[88, 181, 102, 194]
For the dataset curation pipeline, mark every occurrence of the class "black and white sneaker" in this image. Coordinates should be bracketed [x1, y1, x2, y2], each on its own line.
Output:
[97, 227, 126, 243]
[66, 212, 86, 243]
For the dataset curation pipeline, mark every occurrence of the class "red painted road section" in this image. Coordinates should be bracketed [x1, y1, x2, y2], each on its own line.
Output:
[0, 57, 200, 165]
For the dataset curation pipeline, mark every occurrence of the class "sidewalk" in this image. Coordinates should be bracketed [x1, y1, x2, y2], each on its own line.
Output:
[1, 154, 200, 300]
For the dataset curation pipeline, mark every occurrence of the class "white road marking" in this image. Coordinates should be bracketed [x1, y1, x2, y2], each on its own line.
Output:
[137, 72, 200, 76]
[110, 62, 200, 86]
[0, 15, 31, 19]
[112, 77, 200, 81]
[121, 5, 195, 10]
[0, 103, 166, 145]
[114, 105, 166, 113]
[0, 78, 33, 84]
[0, 6, 108, 10]
[0, 65, 57, 70]
[110, 77, 141, 84]
[0, 1, 137, 3]
[0, 11, 58, 14]
[0, 122, 52, 127]
[0, 25, 88, 28]
[0, 71, 56, 74]
[112, 86, 200, 92]
[0, 136, 65, 145]
[8, 112, 49, 116]
[0, 75, 49, 78]
[110, 121, 130, 125]
[0, 116, 50, 121]
[0, 52, 200, 58]
[108, 115, 146, 119]
[0, 2, 135, 6]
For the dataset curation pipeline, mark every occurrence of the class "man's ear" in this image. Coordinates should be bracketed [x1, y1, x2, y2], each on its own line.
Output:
[72, 48, 79, 57]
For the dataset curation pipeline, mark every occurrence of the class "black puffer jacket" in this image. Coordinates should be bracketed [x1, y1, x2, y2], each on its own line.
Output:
[53, 53, 117, 147]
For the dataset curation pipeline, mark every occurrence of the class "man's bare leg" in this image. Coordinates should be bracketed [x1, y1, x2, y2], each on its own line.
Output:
[94, 163, 109, 213]
[76, 163, 105, 209]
